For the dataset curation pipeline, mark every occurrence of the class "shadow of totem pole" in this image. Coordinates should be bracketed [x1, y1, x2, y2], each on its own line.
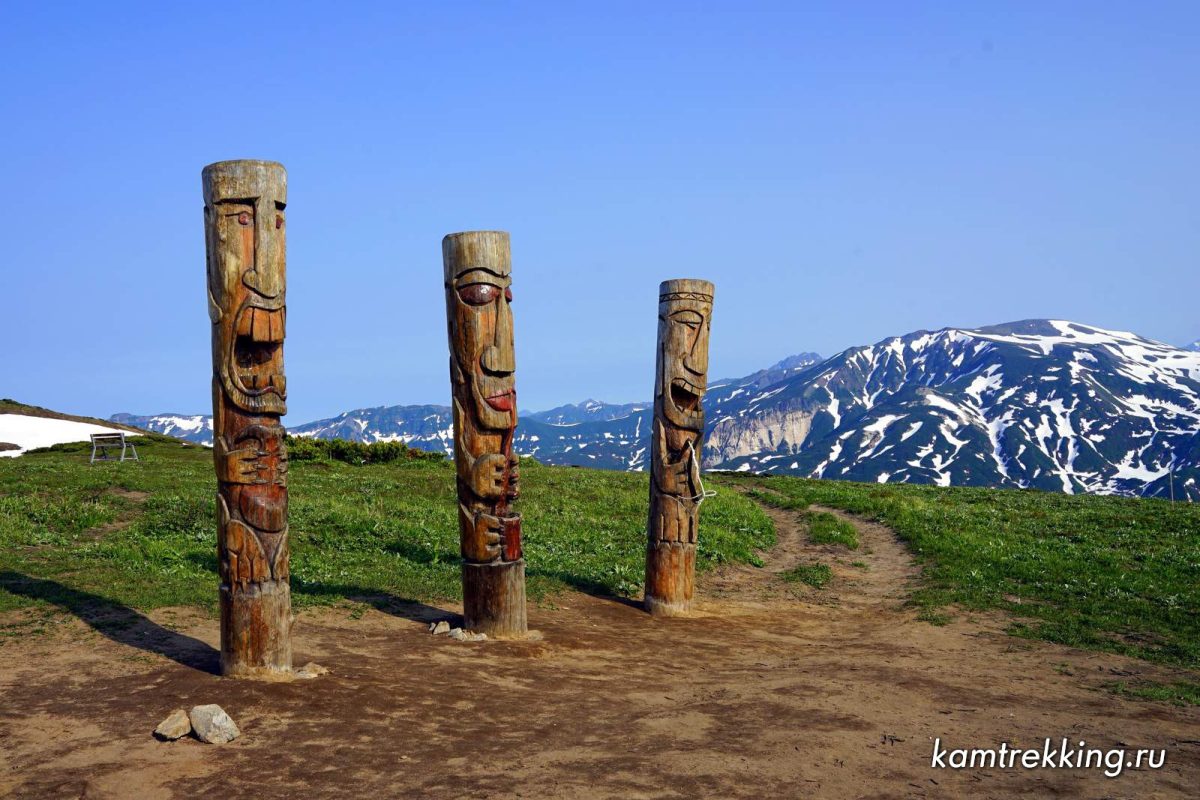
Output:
[644, 279, 714, 616]
[203, 160, 293, 676]
[442, 231, 528, 638]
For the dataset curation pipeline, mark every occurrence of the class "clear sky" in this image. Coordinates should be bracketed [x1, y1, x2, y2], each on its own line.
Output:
[2, 2, 1196, 423]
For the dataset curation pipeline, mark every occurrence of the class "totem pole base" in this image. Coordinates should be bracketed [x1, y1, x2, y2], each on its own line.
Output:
[643, 541, 696, 617]
[462, 560, 527, 638]
[219, 580, 293, 677]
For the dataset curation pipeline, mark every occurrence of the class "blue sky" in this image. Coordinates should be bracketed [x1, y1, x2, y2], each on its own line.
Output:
[1, 2, 1196, 423]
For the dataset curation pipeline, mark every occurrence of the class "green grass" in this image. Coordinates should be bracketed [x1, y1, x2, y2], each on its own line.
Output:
[6, 432, 1198, 679]
[730, 474, 1200, 669]
[803, 510, 859, 549]
[0, 438, 774, 620]
[780, 562, 831, 589]
[1105, 680, 1200, 707]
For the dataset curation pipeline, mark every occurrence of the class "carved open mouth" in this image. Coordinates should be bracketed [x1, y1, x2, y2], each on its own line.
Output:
[233, 305, 286, 397]
[670, 378, 703, 412]
[485, 391, 515, 412]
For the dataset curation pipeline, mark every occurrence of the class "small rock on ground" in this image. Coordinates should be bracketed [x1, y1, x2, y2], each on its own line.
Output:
[189, 704, 240, 744]
[294, 662, 329, 679]
[448, 628, 487, 642]
[429, 620, 451, 635]
[153, 709, 191, 741]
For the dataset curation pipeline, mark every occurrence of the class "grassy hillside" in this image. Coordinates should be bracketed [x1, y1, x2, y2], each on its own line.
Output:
[2, 438, 1197, 681]
[732, 475, 1200, 670]
[0, 439, 773, 617]
[0, 398, 145, 432]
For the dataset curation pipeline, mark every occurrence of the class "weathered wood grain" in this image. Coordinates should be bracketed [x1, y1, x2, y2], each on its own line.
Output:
[644, 279, 714, 616]
[443, 231, 528, 637]
[203, 160, 293, 676]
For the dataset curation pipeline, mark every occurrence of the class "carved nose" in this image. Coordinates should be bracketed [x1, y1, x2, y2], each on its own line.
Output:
[685, 324, 710, 378]
[481, 297, 515, 374]
[242, 204, 285, 299]
[244, 265, 284, 299]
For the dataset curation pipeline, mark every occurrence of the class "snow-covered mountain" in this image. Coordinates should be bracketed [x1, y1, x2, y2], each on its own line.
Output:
[113, 321, 1200, 499]
[112, 403, 655, 469]
[715, 320, 1200, 500]
[524, 400, 649, 425]
[292, 405, 655, 470]
[111, 353, 825, 468]
[290, 405, 453, 449]
[109, 413, 213, 447]
[713, 352, 824, 396]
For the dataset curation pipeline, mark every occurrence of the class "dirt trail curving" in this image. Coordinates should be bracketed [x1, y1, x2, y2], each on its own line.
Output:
[1, 502, 1197, 799]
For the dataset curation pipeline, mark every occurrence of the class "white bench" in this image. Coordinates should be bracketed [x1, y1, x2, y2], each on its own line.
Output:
[90, 432, 139, 464]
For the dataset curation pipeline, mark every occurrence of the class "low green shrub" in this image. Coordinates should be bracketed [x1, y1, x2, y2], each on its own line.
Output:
[286, 436, 444, 465]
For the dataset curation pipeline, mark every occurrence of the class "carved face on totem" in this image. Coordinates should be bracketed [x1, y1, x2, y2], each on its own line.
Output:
[203, 160, 290, 590]
[444, 232, 517, 432]
[656, 280, 714, 432]
[204, 161, 288, 416]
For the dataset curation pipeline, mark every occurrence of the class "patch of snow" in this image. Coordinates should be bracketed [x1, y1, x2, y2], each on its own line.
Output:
[826, 392, 841, 427]
[0, 414, 141, 458]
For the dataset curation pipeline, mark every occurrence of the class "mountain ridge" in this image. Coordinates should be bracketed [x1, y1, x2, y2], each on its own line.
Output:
[714, 319, 1200, 500]
[111, 320, 1200, 499]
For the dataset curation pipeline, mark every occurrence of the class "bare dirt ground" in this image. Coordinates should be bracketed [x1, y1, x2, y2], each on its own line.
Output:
[1, 503, 1197, 799]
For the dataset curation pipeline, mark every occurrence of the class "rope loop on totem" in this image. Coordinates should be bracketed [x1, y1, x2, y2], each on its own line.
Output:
[684, 439, 718, 505]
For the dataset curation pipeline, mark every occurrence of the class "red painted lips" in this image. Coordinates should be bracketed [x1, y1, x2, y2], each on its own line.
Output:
[485, 391, 515, 412]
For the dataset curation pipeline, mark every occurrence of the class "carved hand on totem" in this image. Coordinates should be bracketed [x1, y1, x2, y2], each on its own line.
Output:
[215, 426, 288, 486]
[461, 506, 523, 562]
[661, 452, 701, 498]
[655, 425, 700, 499]
[470, 452, 519, 501]
[463, 506, 502, 561]
[221, 444, 287, 485]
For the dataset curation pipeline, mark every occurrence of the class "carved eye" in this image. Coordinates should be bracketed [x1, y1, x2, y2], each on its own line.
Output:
[458, 283, 500, 306]
[237, 212, 252, 226]
[672, 310, 703, 329]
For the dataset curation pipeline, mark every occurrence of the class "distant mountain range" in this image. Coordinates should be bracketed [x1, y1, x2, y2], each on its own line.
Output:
[714, 321, 1200, 500]
[109, 413, 212, 445]
[112, 322, 1200, 500]
[111, 352, 825, 470]
[523, 399, 650, 425]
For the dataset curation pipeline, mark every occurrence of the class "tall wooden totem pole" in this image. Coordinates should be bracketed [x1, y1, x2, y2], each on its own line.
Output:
[443, 231, 528, 637]
[644, 279, 714, 616]
[203, 160, 292, 676]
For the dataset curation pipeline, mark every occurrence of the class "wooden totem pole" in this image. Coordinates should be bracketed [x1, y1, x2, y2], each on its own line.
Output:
[443, 231, 528, 637]
[644, 279, 714, 616]
[203, 160, 292, 676]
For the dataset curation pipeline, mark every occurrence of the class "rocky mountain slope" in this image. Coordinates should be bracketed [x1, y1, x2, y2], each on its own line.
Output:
[109, 413, 212, 447]
[108, 353, 823, 470]
[715, 320, 1200, 500]
[289, 405, 453, 451]
[524, 400, 649, 425]
[112, 323, 1200, 498]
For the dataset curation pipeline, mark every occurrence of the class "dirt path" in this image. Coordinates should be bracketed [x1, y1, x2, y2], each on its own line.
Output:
[1, 503, 1197, 799]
